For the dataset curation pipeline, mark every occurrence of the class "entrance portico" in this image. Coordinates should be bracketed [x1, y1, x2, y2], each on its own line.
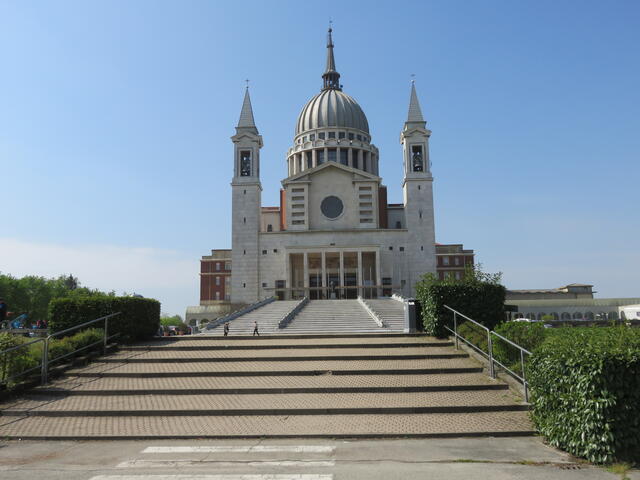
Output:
[286, 247, 381, 300]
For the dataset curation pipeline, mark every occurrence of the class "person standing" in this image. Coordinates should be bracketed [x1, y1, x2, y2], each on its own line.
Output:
[252, 320, 259, 336]
[223, 322, 229, 337]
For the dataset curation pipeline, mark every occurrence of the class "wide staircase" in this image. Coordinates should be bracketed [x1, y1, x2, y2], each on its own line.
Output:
[366, 298, 405, 331]
[206, 300, 299, 335]
[0, 334, 534, 439]
[282, 300, 381, 333]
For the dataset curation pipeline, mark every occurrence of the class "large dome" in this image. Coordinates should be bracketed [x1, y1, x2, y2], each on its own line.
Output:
[296, 89, 369, 135]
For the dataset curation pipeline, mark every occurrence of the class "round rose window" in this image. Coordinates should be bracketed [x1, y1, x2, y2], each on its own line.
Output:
[321, 195, 344, 219]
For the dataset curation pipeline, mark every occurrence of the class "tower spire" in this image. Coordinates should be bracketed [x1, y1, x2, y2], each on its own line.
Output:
[322, 26, 341, 91]
[407, 79, 425, 124]
[237, 85, 258, 133]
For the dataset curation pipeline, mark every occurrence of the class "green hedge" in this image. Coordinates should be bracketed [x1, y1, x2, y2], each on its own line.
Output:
[1, 328, 105, 388]
[49, 296, 160, 343]
[528, 327, 640, 463]
[416, 281, 506, 337]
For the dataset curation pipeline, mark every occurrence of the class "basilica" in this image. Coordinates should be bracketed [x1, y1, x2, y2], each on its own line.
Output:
[199, 29, 436, 311]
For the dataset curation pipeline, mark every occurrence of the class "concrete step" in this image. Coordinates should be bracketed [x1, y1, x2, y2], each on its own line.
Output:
[2, 391, 528, 416]
[367, 298, 406, 330]
[31, 373, 508, 395]
[120, 341, 452, 351]
[0, 411, 535, 439]
[104, 346, 466, 362]
[282, 300, 384, 333]
[207, 300, 301, 335]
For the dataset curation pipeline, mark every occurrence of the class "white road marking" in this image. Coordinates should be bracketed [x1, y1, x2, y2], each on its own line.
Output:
[117, 460, 335, 468]
[91, 476, 333, 480]
[142, 446, 335, 454]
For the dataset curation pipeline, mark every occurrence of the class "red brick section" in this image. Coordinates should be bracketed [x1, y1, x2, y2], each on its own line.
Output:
[279, 188, 286, 230]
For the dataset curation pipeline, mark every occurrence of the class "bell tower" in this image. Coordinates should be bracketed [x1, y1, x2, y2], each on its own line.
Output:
[230, 87, 263, 304]
[400, 80, 436, 291]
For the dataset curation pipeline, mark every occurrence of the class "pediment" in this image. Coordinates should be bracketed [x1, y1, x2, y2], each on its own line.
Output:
[282, 161, 380, 185]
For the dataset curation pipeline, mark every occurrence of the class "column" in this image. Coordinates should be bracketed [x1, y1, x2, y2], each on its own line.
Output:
[312, 149, 317, 168]
[303, 252, 309, 298]
[339, 251, 344, 299]
[375, 250, 381, 298]
[321, 251, 326, 299]
[336, 147, 341, 165]
[348, 148, 353, 168]
[357, 251, 363, 298]
[286, 252, 291, 300]
[324, 147, 328, 163]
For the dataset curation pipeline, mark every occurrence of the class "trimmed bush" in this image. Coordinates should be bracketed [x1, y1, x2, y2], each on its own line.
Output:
[416, 280, 506, 337]
[49, 296, 160, 343]
[528, 327, 640, 463]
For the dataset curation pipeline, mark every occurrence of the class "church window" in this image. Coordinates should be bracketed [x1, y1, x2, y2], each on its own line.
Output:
[267, 224, 273, 232]
[243, 250, 246, 255]
[243, 283, 246, 288]
[395, 221, 401, 229]
[262, 282, 267, 287]
[244, 189, 246, 194]
[418, 185, 421, 190]
[320, 196, 344, 219]
[273, 249, 278, 253]
[302, 136, 307, 142]
[318, 132, 326, 140]
[359, 186, 372, 190]
[306, 151, 312, 168]
[338, 132, 345, 139]
[262, 250, 267, 255]
[419, 211, 422, 219]
[421, 246, 424, 251]
[353, 151, 359, 169]
[243, 217, 246, 224]
[310, 134, 315, 141]
[317, 150, 325, 164]
[399, 247, 405, 252]
[240, 150, 251, 176]
[291, 211, 304, 217]
[328, 149, 337, 162]
[348, 133, 354, 140]
[340, 149, 348, 165]
[411, 145, 424, 172]
[389, 246, 393, 251]
[356, 134, 362, 141]
[328, 132, 335, 139]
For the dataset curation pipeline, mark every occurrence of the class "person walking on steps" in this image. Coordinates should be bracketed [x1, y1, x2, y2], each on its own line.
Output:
[252, 320, 259, 336]
[223, 322, 229, 337]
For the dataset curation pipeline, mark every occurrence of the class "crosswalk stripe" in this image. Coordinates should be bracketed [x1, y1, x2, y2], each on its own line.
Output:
[90, 476, 333, 480]
[117, 460, 335, 468]
[142, 446, 334, 454]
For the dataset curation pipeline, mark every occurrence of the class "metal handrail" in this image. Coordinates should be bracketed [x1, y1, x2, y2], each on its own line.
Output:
[444, 305, 531, 402]
[41, 312, 122, 384]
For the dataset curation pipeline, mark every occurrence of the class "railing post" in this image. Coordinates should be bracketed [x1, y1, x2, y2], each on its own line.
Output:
[41, 337, 49, 385]
[104, 317, 109, 355]
[453, 312, 459, 350]
[487, 331, 495, 378]
[521, 349, 529, 402]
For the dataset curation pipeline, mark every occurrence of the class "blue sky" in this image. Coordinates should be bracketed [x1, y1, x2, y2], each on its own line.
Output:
[1, 0, 639, 315]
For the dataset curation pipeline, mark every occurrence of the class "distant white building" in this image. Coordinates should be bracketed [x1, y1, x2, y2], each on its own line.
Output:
[222, 28, 437, 306]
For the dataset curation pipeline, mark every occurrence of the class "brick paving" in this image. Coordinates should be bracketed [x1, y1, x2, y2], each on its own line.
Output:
[35, 372, 502, 392]
[0, 333, 535, 438]
[2, 390, 524, 413]
[107, 346, 458, 360]
[0, 411, 534, 438]
[66, 357, 481, 375]
[136, 335, 443, 347]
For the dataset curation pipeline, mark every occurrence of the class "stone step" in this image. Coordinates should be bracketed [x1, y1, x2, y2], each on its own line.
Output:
[2, 391, 528, 417]
[0, 411, 535, 439]
[67, 357, 482, 377]
[120, 341, 452, 351]
[32, 373, 508, 395]
[103, 346, 466, 362]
